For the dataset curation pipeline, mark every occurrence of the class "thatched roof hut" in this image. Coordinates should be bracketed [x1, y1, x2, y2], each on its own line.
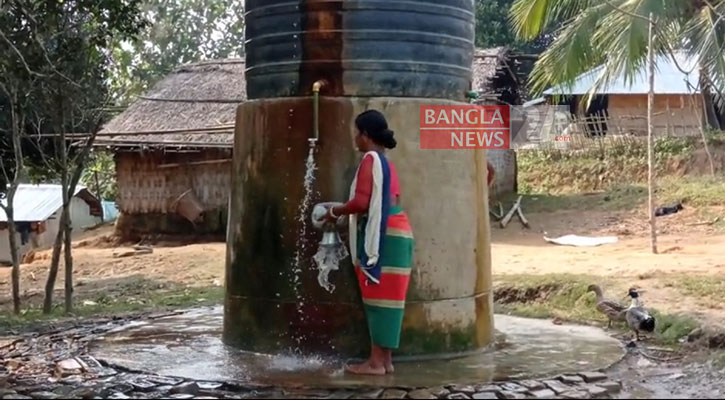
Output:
[472, 47, 524, 106]
[471, 47, 523, 198]
[99, 59, 245, 240]
[97, 59, 246, 149]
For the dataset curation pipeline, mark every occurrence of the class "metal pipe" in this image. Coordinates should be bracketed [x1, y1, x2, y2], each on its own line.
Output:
[311, 80, 327, 144]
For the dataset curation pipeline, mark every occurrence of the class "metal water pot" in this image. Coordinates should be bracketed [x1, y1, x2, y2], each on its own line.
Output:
[311, 202, 347, 230]
[320, 230, 342, 247]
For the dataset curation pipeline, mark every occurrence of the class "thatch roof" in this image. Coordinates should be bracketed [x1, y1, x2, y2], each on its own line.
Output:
[471, 47, 528, 106]
[97, 59, 246, 149]
[472, 47, 514, 96]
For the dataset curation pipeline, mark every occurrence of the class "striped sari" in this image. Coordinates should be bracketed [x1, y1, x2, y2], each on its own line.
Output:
[355, 206, 415, 349]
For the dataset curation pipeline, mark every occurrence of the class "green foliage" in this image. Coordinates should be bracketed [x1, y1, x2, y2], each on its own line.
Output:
[494, 274, 618, 323]
[495, 274, 701, 345]
[111, 0, 245, 104]
[475, 0, 554, 57]
[516, 136, 724, 196]
[706, 129, 725, 145]
[0, 0, 147, 189]
[510, 0, 725, 103]
[652, 310, 700, 345]
[82, 150, 117, 200]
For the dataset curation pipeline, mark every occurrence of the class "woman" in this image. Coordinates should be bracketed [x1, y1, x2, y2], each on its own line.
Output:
[321, 110, 414, 376]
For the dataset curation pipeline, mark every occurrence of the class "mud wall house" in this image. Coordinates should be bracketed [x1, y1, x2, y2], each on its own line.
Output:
[96, 59, 245, 239]
[543, 51, 722, 137]
[0, 185, 102, 263]
[472, 47, 526, 198]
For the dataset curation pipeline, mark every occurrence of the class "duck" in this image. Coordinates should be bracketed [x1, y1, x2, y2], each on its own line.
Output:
[588, 284, 627, 328]
[625, 288, 656, 341]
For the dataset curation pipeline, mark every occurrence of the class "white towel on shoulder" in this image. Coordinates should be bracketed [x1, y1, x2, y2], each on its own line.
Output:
[348, 151, 384, 284]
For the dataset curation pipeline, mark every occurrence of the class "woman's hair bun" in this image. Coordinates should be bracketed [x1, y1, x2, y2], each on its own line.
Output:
[381, 129, 397, 149]
[355, 110, 398, 149]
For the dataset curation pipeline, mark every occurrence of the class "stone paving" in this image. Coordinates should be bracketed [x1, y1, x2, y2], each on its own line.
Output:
[0, 314, 622, 399]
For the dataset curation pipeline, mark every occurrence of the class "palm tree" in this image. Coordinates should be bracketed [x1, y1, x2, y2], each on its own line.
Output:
[510, 0, 724, 111]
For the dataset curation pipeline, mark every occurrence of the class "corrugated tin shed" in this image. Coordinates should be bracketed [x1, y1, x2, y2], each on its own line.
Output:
[0, 184, 101, 222]
[544, 51, 700, 96]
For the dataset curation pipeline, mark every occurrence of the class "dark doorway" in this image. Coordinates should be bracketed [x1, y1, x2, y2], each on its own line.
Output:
[584, 95, 609, 137]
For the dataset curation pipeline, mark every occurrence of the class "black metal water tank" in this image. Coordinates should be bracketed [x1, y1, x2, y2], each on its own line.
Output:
[244, 0, 475, 100]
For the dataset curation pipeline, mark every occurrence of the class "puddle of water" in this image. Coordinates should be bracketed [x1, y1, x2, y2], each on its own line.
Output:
[90, 307, 625, 388]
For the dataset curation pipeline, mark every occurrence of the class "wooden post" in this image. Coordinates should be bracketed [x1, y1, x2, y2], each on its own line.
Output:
[647, 13, 658, 254]
[94, 169, 103, 224]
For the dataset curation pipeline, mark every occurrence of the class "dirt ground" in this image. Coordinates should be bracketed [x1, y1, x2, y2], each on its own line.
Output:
[492, 204, 725, 328]
[0, 225, 226, 310]
[1, 205, 723, 329]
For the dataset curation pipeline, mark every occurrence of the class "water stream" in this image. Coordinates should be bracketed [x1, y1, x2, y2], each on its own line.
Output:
[290, 142, 319, 348]
[312, 236, 349, 293]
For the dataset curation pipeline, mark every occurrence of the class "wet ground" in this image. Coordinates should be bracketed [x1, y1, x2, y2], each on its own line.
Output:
[89, 306, 624, 388]
[610, 352, 725, 399]
[2, 307, 723, 399]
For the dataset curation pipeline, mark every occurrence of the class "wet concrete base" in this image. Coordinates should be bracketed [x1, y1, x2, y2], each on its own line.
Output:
[4, 309, 723, 399]
[89, 306, 624, 388]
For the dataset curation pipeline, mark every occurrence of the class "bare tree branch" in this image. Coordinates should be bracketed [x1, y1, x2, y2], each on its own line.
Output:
[0, 29, 47, 78]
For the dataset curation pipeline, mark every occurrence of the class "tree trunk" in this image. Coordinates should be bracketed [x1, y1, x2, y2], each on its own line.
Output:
[94, 169, 104, 224]
[647, 14, 658, 254]
[60, 142, 74, 314]
[5, 205, 21, 315]
[2, 89, 25, 315]
[701, 69, 723, 131]
[43, 207, 67, 314]
[42, 91, 103, 314]
[63, 211, 74, 313]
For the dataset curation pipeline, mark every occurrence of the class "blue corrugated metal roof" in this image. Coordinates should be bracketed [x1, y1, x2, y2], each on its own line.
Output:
[544, 52, 701, 96]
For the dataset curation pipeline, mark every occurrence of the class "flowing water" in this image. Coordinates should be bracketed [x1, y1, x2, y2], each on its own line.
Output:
[290, 141, 320, 347]
[312, 234, 349, 293]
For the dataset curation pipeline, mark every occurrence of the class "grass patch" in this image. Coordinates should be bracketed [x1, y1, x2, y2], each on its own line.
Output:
[494, 274, 617, 323]
[517, 136, 698, 195]
[665, 274, 725, 308]
[500, 175, 725, 214]
[517, 134, 725, 205]
[651, 310, 700, 345]
[494, 274, 700, 345]
[671, 275, 725, 299]
[500, 185, 647, 214]
[656, 175, 725, 207]
[0, 286, 224, 332]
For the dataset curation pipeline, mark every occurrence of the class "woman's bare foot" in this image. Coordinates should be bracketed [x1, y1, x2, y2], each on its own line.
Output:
[344, 361, 386, 376]
[385, 363, 395, 374]
[384, 351, 394, 374]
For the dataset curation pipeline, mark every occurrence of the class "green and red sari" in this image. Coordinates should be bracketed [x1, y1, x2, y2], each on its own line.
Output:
[348, 151, 414, 349]
[355, 208, 414, 349]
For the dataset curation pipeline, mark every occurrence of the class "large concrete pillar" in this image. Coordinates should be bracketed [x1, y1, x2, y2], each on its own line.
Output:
[224, 96, 493, 358]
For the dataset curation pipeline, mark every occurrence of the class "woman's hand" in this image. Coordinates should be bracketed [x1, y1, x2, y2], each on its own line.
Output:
[321, 205, 341, 224]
